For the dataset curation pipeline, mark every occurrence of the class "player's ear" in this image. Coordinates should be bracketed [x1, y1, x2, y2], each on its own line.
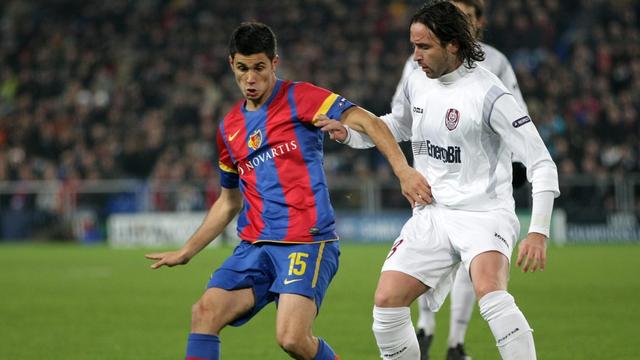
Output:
[228, 55, 235, 70]
[271, 54, 280, 71]
[477, 16, 487, 32]
[446, 40, 460, 56]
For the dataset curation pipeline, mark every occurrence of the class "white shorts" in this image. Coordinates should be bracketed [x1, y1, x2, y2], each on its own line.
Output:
[382, 205, 520, 311]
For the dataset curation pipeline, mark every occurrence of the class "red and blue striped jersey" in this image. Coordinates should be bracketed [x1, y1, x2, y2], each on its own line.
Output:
[216, 79, 354, 243]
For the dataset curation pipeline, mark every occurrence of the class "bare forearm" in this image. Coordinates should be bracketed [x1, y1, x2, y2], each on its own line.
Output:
[342, 108, 410, 175]
[340, 107, 431, 205]
[181, 194, 241, 259]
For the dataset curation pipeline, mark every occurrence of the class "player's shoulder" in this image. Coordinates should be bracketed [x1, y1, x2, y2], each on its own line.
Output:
[480, 42, 509, 63]
[470, 65, 508, 91]
[479, 42, 512, 76]
[221, 100, 245, 126]
[290, 80, 338, 100]
[290, 80, 326, 93]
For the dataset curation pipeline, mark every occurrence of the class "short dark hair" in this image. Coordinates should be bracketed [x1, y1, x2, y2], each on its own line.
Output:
[229, 22, 277, 60]
[412, 0, 485, 68]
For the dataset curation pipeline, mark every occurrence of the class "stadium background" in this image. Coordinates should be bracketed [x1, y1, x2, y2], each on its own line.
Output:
[1, 0, 639, 359]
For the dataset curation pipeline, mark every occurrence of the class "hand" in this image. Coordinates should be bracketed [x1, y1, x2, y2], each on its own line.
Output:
[145, 250, 190, 269]
[516, 232, 547, 272]
[396, 165, 432, 207]
[313, 114, 348, 142]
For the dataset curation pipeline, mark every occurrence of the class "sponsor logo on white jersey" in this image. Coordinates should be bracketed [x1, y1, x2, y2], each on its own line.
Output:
[412, 140, 461, 163]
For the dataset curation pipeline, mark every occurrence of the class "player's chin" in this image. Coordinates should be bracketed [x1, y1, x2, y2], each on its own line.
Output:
[423, 69, 437, 78]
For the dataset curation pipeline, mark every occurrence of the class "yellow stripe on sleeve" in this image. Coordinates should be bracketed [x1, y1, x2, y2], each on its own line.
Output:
[311, 242, 326, 288]
[312, 93, 339, 124]
[218, 161, 238, 174]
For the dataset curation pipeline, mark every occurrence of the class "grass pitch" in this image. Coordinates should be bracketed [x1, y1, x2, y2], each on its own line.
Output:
[1, 242, 639, 359]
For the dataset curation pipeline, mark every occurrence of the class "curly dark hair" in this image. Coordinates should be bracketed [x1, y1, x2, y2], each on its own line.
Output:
[411, 0, 485, 68]
[229, 21, 277, 60]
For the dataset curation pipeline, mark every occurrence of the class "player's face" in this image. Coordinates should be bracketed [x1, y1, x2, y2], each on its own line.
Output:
[451, 1, 484, 38]
[229, 52, 279, 110]
[410, 22, 461, 78]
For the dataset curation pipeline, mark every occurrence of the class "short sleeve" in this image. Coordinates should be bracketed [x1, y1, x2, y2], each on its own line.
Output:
[216, 128, 239, 189]
[291, 82, 355, 123]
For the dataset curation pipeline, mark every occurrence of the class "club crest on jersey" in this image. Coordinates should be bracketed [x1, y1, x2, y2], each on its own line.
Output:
[445, 108, 460, 131]
[248, 129, 263, 150]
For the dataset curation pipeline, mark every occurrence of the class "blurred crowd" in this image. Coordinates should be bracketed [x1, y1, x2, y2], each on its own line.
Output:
[0, 0, 639, 234]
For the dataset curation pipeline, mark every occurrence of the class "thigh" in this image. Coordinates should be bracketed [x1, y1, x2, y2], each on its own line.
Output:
[382, 209, 457, 287]
[207, 241, 276, 326]
[375, 270, 429, 307]
[276, 293, 317, 339]
[381, 209, 460, 311]
[268, 241, 340, 312]
[469, 250, 510, 299]
[446, 208, 519, 271]
[195, 287, 255, 333]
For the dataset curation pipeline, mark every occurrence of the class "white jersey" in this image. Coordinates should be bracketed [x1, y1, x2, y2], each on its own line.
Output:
[393, 42, 528, 113]
[345, 64, 559, 212]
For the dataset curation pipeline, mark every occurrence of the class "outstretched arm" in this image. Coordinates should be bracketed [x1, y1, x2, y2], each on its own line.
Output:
[331, 106, 431, 206]
[145, 187, 243, 269]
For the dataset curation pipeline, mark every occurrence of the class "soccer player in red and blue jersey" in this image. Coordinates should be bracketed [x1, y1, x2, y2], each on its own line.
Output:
[145, 22, 430, 360]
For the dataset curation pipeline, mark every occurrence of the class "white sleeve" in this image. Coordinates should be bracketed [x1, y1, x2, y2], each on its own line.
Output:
[496, 58, 528, 114]
[343, 73, 414, 149]
[340, 125, 374, 149]
[529, 190, 555, 237]
[489, 93, 560, 197]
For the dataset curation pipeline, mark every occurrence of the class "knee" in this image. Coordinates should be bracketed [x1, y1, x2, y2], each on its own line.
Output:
[191, 299, 218, 327]
[472, 275, 506, 299]
[374, 288, 409, 307]
[276, 330, 309, 358]
[474, 282, 503, 299]
[373, 289, 400, 308]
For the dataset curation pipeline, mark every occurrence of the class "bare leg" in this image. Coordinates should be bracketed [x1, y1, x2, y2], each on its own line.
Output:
[276, 293, 336, 360]
[373, 270, 428, 359]
[471, 251, 536, 360]
[190, 287, 255, 335]
[185, 287, 255, 359]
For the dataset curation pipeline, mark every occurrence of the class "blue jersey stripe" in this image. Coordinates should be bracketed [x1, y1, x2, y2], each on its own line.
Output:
[287, 85, 336, 240]
[236, 180, 249, 235]
[242, 81, 289, 240]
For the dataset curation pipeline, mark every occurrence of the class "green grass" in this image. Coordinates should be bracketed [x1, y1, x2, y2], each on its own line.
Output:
[1, 243, 639, 359]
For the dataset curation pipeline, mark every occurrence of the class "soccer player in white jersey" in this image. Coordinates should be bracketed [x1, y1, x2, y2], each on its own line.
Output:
[316, 1, 559, 359]
[388, 1, 530, 359]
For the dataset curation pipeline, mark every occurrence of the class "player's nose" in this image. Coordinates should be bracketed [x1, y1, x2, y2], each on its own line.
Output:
[246, 70, 256, 83]
[413, 50, 422, 62]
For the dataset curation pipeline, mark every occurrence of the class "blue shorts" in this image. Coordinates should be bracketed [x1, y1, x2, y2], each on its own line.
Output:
[207, 240, 340, 326]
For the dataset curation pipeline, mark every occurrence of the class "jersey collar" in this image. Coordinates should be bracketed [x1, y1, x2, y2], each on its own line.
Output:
[438, 64, 472, 85]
